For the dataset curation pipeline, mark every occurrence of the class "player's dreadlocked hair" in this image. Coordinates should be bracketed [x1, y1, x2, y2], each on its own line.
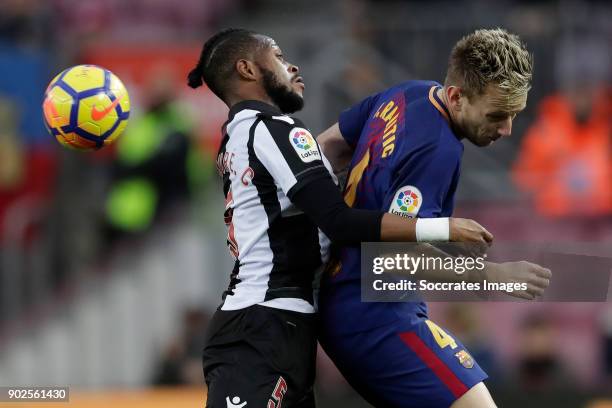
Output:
[187, 28, 266, 101]
[445, 28, 533, 108]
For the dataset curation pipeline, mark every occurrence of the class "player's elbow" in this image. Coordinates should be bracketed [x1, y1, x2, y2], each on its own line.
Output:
[313, 206, 353, 245]
[316, 206, 380, 245]
[318, 220, 352, 245]
[324, 230, 354, 246]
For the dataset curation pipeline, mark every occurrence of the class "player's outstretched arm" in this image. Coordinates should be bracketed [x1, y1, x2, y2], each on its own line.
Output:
[381, 243, 551, 300]
[290, 174, 493, 245]
[256, 117, 492, 246]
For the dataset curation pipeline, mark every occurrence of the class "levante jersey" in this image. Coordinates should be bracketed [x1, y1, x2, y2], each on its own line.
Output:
[217, 100, 333, 314]
[320, 80, 464, 328]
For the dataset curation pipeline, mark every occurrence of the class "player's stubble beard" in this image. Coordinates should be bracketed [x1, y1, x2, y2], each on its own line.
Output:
[454, 112, 493, 147]
[465, 124, 493, 147]
[260, 66, 304, 114]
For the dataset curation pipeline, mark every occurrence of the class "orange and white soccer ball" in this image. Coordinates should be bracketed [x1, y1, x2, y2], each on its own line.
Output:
[42, 64, 130, 150]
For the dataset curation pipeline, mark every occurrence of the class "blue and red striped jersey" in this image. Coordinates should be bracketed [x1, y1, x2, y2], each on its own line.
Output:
[324, 81, 463, 332]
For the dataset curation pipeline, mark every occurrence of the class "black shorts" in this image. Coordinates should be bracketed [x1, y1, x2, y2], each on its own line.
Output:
[203, 305, 317, 408]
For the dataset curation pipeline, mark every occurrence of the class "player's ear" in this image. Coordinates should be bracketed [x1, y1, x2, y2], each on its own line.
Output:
[446, 86, 463, 111]
[236, 59, 258, 81]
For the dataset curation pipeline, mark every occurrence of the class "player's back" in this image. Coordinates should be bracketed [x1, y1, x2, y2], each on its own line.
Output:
[319, 80, 464, 332]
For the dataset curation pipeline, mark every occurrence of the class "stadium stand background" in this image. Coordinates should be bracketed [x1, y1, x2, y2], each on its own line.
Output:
[0, 0, 610, 406]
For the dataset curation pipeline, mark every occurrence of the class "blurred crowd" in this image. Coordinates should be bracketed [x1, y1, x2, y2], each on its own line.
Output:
[0, 0, 610, 406]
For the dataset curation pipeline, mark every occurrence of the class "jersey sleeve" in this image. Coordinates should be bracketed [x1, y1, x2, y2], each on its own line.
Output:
[338, 92, 381, 148]
[383, 138, 461, 218]
[252, 115, 332, 198]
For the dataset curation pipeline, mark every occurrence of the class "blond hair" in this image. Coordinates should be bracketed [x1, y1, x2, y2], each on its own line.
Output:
[445, 28, 533, 107]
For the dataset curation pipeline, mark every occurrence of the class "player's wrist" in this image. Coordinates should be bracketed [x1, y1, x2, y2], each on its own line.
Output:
[415, 218, 450, 242]
[481, 261, 499, 283]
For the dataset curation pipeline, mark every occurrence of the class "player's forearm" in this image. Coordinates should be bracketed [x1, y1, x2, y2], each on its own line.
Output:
[324, 212, 452, 245]
[292, 176, 488, 246]
[290, 175, 382, 244]
[292, 180, 449, 245]
[380, 213, 417, 241]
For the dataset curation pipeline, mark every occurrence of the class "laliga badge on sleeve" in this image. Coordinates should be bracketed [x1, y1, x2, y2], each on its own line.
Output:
[389, 185, 422, 218]
[289, 128, 320, 163]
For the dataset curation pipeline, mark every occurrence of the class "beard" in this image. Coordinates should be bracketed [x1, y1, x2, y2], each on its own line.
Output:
[455, 118, 491, 147]
[465, 128, 491, 146]
[260, 67, 304, 114]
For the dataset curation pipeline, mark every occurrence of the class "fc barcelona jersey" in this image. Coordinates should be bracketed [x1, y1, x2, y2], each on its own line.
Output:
[320, 80, 464, 329]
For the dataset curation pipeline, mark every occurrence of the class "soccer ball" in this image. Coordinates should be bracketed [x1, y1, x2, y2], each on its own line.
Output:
[42, 65, 130, 150]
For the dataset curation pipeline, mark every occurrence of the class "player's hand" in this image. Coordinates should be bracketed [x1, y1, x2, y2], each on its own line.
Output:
[486, 261, 552, 300]
[449, 218, 494, 246]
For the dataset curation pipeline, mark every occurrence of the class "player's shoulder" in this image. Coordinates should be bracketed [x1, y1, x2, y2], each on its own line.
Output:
[404, 81, 455, 138]
[255, 112, 312, 141]
[373, 80, 441, 119]
[252, 112, 323, 165]
[256, 111, 304, 128]
[378, 79, 439, 101]
[404, 80, 444, 111]
[397, 81, 463, 161]
[252, 112, 319, 156]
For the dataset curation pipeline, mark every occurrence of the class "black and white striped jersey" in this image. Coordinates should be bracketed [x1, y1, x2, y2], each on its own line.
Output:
[216, 100, 335, 313]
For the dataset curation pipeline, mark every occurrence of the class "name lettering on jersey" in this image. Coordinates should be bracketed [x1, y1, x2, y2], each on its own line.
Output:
[389, 185, 422, 218]
[224, 190, 234, 223]
[289, 128, 320, 163]
[217, 151, 237, 176]
[374, 101, 400, 158]
[241, 167, 254, 186]
[224, 189, 239, 259]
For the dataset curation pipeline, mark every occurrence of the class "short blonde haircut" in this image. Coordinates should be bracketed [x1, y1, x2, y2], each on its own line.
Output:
[445, 28, 533, 107]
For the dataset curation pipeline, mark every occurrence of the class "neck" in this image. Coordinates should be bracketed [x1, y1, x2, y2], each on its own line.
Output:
[436, 87, 453, 121]
[437, 86, 463, 139]
[227, 88, 278, 111]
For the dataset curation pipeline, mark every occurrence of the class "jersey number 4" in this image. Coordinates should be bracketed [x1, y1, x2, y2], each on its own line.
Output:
[344, 150, 370, 207]
[425, 319, 457, 350]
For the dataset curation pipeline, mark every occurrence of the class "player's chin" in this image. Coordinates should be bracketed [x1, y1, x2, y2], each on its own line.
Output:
[292, 83, 305, 96]
[485, 135, 501, 146]
[467, 136, 490, 147]
[475, 135, 496, 147]
[291, 90, 305, 104]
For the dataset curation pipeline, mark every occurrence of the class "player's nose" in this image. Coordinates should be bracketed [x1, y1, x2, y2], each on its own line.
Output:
[497, 117, 513, 138]
[288, 63, 299, 74]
